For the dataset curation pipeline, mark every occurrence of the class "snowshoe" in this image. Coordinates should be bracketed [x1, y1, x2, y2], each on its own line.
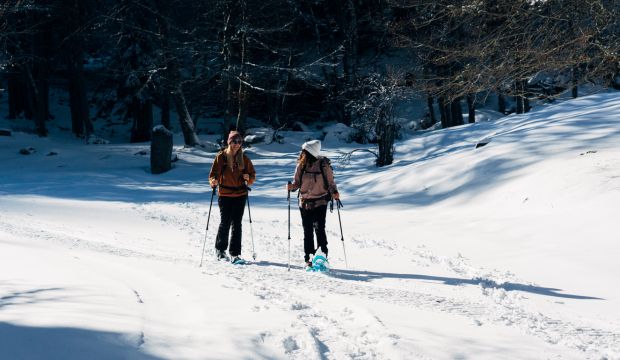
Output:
[309, 251, 329, 273]
[231, 256, 247, 265]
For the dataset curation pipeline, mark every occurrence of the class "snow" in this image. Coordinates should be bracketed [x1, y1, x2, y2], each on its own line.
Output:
[1, 90, 620, 359]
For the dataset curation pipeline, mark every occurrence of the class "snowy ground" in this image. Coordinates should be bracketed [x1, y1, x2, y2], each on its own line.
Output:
[1, 91, 620, 359]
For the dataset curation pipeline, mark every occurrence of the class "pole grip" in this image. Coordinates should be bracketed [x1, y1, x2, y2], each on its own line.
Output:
[287, 181, 291, 199]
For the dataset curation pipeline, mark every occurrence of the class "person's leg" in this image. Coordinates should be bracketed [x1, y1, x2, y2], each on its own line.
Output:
[300, 206, 315, 262]
[228, 196, 246, 257]
[215, 197, 233, 252]
[313, 205, 328, 257]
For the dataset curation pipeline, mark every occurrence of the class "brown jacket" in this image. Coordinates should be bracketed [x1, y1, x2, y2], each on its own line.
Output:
[290, 157, 338, 209]
[209, 151, 256, 197]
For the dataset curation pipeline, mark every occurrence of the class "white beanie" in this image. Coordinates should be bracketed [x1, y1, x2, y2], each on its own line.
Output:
[302, 140, 321, 158]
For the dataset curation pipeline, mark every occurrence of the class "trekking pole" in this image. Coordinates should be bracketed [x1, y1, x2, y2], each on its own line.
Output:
[199, 186, 217, 267]
[335, 199, 348, 268]
[287, 181, 291, 271]
[245, 181, 256, 260]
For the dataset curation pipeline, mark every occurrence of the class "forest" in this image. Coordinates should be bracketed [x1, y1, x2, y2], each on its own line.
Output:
[1, 0, 619, 165]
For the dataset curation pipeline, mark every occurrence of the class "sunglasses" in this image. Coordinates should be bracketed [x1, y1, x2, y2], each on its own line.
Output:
[230, 139, 243, 145]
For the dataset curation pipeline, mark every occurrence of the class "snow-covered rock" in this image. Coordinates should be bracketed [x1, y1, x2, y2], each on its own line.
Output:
[245, 127, 275, 145]
[322, 122, 355, 144]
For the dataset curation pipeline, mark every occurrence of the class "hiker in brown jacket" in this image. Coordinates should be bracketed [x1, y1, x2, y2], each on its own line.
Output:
[209, 130, 256, 263]
[287, 140, 340, 267]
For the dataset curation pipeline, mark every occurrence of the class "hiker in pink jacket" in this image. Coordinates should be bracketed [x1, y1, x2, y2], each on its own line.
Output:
[287, 140, 340, 267]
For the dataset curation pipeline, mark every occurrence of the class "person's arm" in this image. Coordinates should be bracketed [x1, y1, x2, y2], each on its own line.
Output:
[209, 154, 221, 188]
[323, 161, 339, 199]
[287, 163, 302, 191]
[244, 156, 256, 186]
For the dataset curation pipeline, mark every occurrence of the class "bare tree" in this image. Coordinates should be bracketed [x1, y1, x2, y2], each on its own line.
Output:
[348, 71, 407, 167]
[58, 0, 95, 138]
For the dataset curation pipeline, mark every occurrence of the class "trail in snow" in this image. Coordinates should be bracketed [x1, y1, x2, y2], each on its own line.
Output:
[1, 200, 618, 359]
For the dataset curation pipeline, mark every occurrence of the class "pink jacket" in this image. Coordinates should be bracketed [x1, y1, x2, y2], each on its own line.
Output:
[290, 157, 338, 208]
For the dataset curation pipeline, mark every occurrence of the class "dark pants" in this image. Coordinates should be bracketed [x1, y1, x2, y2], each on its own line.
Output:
[300, 204, 328, 262]
[215, 195, 246, 257]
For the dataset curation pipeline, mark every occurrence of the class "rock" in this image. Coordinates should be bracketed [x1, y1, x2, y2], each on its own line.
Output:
[151, 125, 173, 174]
[244, 127, 274, 145]
[322, 123, 355, 144]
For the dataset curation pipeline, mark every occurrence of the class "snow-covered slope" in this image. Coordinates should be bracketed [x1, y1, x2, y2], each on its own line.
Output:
[1, 91, 619, 359]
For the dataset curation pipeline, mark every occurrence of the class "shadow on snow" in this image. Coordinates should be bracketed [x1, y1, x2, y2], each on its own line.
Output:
[252, 261, 603, 300]
[0, 322, 162, 360]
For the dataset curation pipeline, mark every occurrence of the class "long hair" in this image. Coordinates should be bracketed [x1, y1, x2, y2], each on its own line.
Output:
[225, 145, 245, 171]
[297, 149, 317, 170]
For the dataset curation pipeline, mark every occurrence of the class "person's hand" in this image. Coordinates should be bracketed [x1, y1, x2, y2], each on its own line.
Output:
[210, 179, 218, 188]
[287, 183, 294, 191]
[332, 191, 340, 200]
[243, 174, 250, 181]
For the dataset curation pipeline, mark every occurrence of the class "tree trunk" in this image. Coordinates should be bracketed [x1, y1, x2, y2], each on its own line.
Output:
[7, 67, 30, 119]
[236, 78, 248, 134]
[515, 80, 524, 114]
[376, 117, 395, 167]
[6, 9, 32, 120]
[450, 97, 463, 126]
[68, 53, 93, 138]
[515, 79, 529, 114]
[341, 0, 358, 126]
[172, 87, 200, 146]
[524, 93, 530, 113]
[222, 10, 235, 137]
[572, 66, 578, 98]
[160, 94, 171, 130]
[235, 0, 248, 134]
[31, 67, 48, 137]
[274, 50, 293, 127]
[66, 0, 93, 138]
[466, 94, 475, 124]
[498, 92, 506, 114]
[154, 0, 200, 146]
[129, 97, 153, 143]
[427, 95, 436, 125]
[438, 96, 451, 128]
[23, 70, 35, 120]
[31, 9, 51, 137]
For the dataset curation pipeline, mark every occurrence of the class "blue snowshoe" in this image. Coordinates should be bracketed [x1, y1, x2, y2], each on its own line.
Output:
[231, 256, 247, 265]
[307, 251, 329, 273]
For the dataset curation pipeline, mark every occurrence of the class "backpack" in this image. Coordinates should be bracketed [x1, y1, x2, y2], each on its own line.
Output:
[298, 157, 332, 201]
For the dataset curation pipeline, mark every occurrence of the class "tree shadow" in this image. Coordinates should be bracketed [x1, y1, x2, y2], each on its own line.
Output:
[0, 285, 162, 359]
[0, 322, 162, 360]
[329, 268, 604, 300]
[0, 287, 65, 309]
[252, 261, 603, 300]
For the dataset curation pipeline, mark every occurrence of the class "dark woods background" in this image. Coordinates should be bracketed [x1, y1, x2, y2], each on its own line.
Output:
[1, 0, 619, 165]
